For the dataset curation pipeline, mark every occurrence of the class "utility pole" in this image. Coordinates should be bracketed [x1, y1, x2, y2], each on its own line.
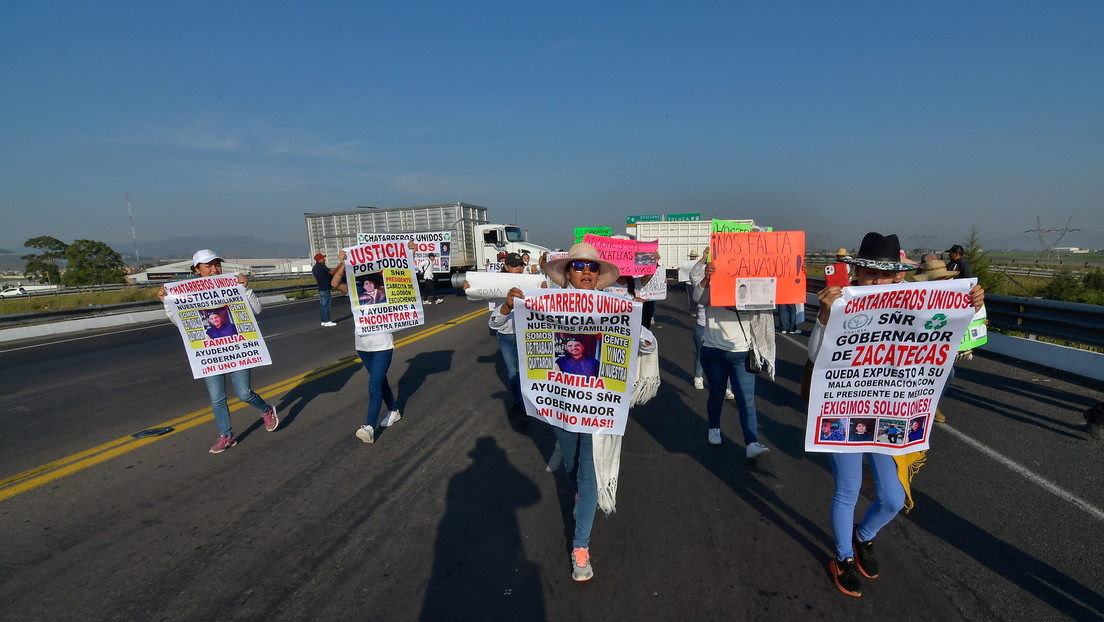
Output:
[127, 191, 139, 263]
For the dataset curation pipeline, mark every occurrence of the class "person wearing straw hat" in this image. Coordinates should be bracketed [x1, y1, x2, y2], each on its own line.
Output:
[912, 258, 959, 282]
[495, 242, 655, 582]
[809, 232, 985, 597]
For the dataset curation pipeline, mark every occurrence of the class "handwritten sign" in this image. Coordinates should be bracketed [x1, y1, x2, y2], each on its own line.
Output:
[582, 234, 659, 277]
[709, 231, 806, 305]
[574, 227, 612, 243]
[711, 218, 752, 233]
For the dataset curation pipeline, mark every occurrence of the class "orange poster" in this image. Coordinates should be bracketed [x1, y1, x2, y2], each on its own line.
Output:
[709, 231, 806, 305]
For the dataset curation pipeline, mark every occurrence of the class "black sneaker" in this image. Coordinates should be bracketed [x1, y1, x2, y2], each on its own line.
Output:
[852, 528, 879, 578]
[830, 557, 862, 597]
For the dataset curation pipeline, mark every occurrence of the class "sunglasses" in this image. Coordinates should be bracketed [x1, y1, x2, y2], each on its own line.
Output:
[569, 261, 601, 272]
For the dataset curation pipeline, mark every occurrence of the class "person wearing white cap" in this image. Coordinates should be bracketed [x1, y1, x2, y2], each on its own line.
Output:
[158, 249, 279, 453]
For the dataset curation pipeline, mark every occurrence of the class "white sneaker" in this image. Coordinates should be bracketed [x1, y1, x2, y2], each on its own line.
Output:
[791, 329, 802, 335]
[693, 377, 704, 390]
[356, 425, 375, 443]
[746, 442, 770, 460]
[321, 321, 337, 327]
[725, 389, 735, 400]
[708, 428, 721, 445]
[379, 410, 402, 427]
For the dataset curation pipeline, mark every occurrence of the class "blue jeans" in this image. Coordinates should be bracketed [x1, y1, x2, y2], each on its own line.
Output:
[496, 332, 523, 406]
[204, 369, 271, 436]
[319, 289, 332, 322]
[692, 324, 705, 378]
[700, 346, 758, 443]
[358, 349, 396, 427]
[778, 304, 798, 332]
[828, 452, 906, 560]
[552, 427, 597, 549]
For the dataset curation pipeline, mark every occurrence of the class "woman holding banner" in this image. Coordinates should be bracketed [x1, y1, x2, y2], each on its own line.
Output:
[332, 250, 402, 443]
[691, 263, 776, 459]
[809, 232, 985, 597]
[158, 249, 278, 454]
[497, 243, 656, 583]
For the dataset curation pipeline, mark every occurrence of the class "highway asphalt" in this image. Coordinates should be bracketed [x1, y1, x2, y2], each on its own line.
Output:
[0, 291, 1101, 621]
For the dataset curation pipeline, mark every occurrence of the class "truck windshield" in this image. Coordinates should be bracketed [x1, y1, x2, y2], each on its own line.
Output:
[505, 227, 526, 243]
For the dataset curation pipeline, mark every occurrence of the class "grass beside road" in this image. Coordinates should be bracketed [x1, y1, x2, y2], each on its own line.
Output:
[0, 278, 315, 315]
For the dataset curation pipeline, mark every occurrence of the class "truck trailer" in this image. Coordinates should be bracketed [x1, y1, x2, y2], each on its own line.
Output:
[304, 202, 550, 278]
[634, 219, 756, 277]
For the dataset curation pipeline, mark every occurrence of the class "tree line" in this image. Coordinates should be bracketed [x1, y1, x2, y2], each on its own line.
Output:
[23, 236, 126, 286]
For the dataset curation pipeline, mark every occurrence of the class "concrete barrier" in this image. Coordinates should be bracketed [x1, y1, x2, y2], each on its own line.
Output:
[0, 296, 290, 344]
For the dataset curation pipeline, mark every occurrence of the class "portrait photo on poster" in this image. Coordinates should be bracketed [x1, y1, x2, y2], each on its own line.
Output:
[355, 271, 388, 306]
[552, 333, 600, 378]
[849, 418, 876, 442]
[202, 306, 237, 339]
[735, 277, 776, 311]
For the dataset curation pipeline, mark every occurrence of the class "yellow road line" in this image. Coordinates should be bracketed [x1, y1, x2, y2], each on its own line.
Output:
[0, 308, 489, 502]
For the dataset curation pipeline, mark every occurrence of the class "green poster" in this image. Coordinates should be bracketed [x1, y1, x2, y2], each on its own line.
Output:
[711, 218, 752, 233]
[575, 227, 612, 243]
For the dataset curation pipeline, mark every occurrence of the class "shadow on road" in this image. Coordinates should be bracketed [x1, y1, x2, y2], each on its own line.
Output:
[396, 350, 454, 413]
[907, 488, 1104, 619]
[420, 436, 545, 621]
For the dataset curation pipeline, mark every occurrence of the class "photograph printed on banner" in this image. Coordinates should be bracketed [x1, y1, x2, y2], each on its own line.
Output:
[735, 277, 776, 311]
[553, 334, 601, 378]
[355, 271, 388, 307]
[848, 418, 876, 442]
[201, 305, 238, 339]
[879, 418, 908, 445]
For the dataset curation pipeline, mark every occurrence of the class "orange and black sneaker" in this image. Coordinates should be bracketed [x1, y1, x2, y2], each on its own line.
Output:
[852, 529, 879, 578]
[830, 557, 862, 597]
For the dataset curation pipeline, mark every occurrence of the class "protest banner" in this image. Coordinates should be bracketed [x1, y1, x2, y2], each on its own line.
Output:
[574, 227, 612, 243]
[163, 274, 272, 379]
[515, 289, 641, 435]
[709, 231, 806, 305]
[806, 279, 977, 455]
[463, 272, 546, 301]
[636, 273, 667, 301]
[960, 305, 987, 351]
[582, 233, 659, 277]
[343, 241, 424, 335]
[485, 261, 505, 272]
[358, 231, 451, 273]
[711, 218, 752, 233]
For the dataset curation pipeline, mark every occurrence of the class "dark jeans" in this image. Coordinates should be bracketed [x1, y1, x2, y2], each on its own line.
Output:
[700, 346, 759, 443]
[357, 349, 396, 427]
[319, 289, 331, 322]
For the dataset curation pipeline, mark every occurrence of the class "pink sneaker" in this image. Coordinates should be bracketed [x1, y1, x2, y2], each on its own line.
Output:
[209, 434, 237, 454]
[261, 406, 279, 432]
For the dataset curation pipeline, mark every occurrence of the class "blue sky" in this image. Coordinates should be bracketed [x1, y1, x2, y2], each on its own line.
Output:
[2, 1, 1101, 256]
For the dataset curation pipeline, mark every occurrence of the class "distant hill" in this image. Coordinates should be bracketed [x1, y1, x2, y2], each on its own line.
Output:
[110, 236, 310, 262]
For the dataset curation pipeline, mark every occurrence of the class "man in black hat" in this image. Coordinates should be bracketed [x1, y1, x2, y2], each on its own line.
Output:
[944, 244, 974, 279]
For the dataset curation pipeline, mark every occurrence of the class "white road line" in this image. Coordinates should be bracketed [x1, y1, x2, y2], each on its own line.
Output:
[940, 424, 1104, 522]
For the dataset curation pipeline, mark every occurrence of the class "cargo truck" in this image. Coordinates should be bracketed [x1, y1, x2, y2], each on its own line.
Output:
[304, 202, 550, 282]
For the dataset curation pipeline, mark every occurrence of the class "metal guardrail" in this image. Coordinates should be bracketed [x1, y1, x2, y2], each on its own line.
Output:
[0, 283, 317, 329]
[805, 276, 1104, 349]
